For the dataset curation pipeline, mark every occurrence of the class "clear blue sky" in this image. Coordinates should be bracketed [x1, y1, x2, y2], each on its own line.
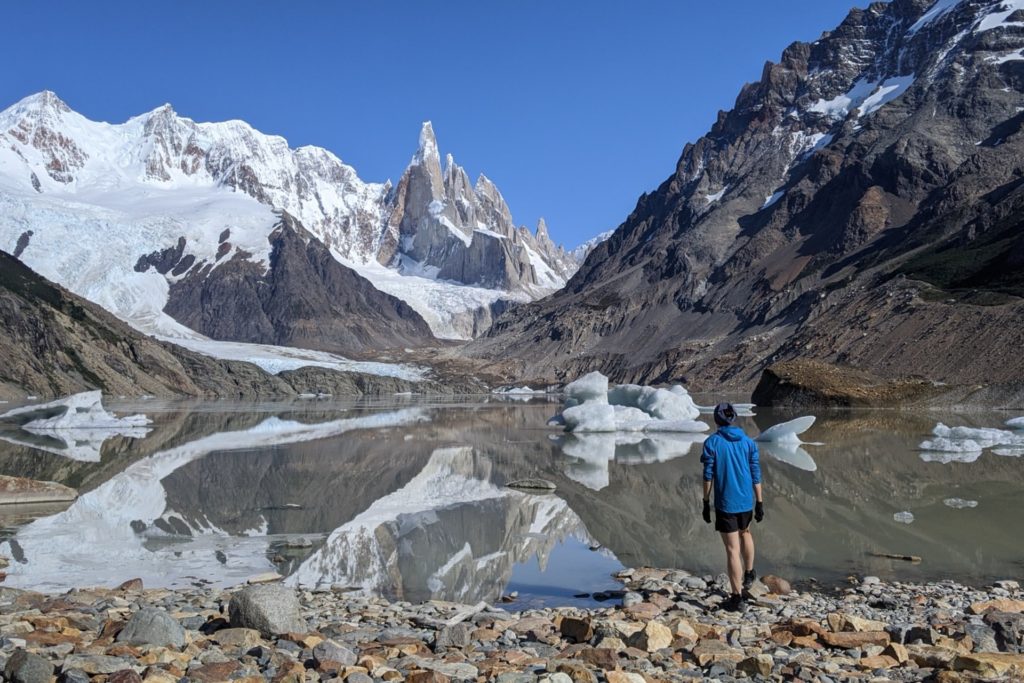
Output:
[1, 1, 872, 249]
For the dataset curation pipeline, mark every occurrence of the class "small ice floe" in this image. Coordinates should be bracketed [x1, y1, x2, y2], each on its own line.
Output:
[893, 511, 915, 524]
[1006, 416, 1024, 430]
[919, 422, 1024, 462]
[755, 416, 816, 444]
[943, 498, 979, 509]
[0, 391, 152, 462]
[550, 372, 707, 434]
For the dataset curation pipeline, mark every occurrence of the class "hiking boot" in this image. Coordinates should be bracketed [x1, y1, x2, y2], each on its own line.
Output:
[721, 593, 744, 612]
[743, 569, 756, 590]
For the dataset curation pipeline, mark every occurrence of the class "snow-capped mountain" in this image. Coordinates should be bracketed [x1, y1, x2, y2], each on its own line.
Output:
[570, 229, 613, 262]
[474, 0, 1024, 397]
[0, 92, 578, 342]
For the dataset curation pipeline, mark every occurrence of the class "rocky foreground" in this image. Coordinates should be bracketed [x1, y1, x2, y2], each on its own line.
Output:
[2, 569, 1023, 683]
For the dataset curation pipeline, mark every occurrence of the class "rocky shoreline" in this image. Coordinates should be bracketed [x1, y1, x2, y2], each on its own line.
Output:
[2, 568, 1022, 683]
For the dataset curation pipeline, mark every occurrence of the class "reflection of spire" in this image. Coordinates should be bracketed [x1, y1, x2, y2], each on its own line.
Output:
[288, 447, 602, 603]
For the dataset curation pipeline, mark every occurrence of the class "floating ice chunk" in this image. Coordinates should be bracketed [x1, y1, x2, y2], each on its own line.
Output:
[893, 511, 915, 524]
[927, 423, 1024, 449]
[1006, 417, 1024, 429]
[564, 372, 609, 404]
[562, 403, 617, 432]
[0, 391, 152, 461]
[755, 416, 816, 443]
[608, 384, 700, 421]
[993, 447, 1024, 457]
[944, 498, 978, 509]
[640, 420, 709, 433]
[0, 391, 151, 431]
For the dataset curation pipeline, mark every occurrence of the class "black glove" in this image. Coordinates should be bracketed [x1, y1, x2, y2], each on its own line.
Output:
[755, 501, 765, 523]
[702, 499, 712, 524]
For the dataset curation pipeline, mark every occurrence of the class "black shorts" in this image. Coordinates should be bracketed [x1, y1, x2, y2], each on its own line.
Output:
[715, 509, 753, 533]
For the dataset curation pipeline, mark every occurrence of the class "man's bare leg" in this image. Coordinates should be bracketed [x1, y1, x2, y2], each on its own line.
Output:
[740, 528, 755, 573]
[720, 531, 743, 594]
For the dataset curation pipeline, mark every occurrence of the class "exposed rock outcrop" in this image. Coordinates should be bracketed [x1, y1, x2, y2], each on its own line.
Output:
[470, 0, 1024, 403]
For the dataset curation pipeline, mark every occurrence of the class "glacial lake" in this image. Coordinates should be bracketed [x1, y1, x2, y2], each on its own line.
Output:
[0, 396, 1022, 606]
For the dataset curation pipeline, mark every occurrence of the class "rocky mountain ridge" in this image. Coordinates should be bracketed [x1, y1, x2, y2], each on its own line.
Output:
[471, 0, 1024, 403]
[0, 92, 577, 342]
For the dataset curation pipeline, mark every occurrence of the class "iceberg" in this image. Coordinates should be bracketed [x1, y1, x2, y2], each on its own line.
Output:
[0, 391, 152, 462]
[893, 511, 915, 524]
[755, 416, 816, 444]
[943, 498, 978, 509]
[1005, 416, 1024, 430]
[552, 372, 706, 434]
[919, 421, 1024, 460]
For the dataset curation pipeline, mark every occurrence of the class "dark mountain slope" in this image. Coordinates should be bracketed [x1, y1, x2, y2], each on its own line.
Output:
[470, 0, 1024, 401]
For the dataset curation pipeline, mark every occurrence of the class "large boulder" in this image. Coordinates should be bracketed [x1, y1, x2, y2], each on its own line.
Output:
[116, 608, 186, 648]
[4, 650, 53, 683]
[228, 585, 307, 637]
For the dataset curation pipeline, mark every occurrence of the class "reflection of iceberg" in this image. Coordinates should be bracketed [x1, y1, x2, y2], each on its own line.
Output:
[759, 441, 818, 472]
[756, 416, 816, 443]
[288, 447, 602, 603]
[555, 432, 704, 490]
[0, 409, 429, 592]
[0, 391, 151, 462]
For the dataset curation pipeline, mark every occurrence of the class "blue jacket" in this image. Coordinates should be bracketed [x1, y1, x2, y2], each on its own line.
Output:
[701, 425, 761, 514]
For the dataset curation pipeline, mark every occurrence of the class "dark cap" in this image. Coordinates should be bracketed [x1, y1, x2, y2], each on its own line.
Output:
[714, 402, 737, 426]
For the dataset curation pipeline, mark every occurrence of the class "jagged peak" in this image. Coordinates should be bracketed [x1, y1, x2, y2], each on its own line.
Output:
[413, 121, 439, 164]
[536, 217, 550, 239]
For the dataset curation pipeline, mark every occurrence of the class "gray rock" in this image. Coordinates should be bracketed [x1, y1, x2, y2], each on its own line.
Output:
[435, 622, 473, 650]
[346, 674, 373, 683]
[60, 670, 90, 683]
[4, 650, 53, 683]
[61, 655, 137, 675]
[622, 591, 643, 607]
[312, 640, 357, 667]
[966, 622, 1000, 653]
[229, 584, 307, 638]
[116, 608, 186, 648]
[496, 673, 537, 683]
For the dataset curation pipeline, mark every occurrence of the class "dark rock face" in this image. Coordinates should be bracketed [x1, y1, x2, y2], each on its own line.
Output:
[0, 250, 289, 400]
[471, 0, 1024, 399]
[164, 213, 436, 356]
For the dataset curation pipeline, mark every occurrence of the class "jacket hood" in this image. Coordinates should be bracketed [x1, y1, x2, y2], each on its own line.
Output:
[717, 425, 746, 442]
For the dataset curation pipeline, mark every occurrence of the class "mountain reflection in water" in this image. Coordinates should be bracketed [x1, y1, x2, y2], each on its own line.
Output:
[0, 398, 1021, 600]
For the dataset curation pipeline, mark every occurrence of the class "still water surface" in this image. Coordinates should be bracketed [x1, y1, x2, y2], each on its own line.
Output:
[0, 396, 1021, 606]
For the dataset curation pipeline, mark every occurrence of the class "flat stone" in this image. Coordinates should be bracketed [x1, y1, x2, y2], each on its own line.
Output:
[313, 639, 357, 667]
[952, 653, 1024, 678]
[820, 630, 890, 649]
[906, 644, 958, 668]
[107, 671, 143, 683]
[884, 642, 909, 663]
[406, 671, 451, 683]
[604, 672, 645, 683]
[116, 608, 186, 648]
[189, 661, 241, 683]
[210, 627, 263, 649]
[859, 654, 898, 670]
[62, 655, 139, 675]
[969, 598, 1024, 615]
[4, 649, 54, 683]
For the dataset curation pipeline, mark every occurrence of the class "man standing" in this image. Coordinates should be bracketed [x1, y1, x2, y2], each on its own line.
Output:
[701, 402, 763, 611]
